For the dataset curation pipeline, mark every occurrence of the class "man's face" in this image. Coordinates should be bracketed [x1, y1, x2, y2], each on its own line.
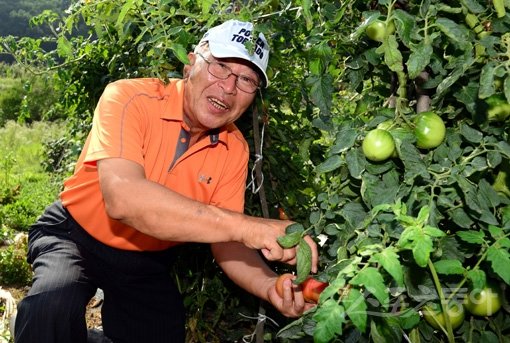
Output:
[183, 50, 260, 132]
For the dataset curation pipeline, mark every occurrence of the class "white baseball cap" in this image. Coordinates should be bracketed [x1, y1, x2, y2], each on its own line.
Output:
[198, 19, 270, 88]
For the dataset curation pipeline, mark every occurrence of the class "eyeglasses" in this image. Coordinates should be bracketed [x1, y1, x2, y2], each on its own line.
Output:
[196, 52, 260, 94]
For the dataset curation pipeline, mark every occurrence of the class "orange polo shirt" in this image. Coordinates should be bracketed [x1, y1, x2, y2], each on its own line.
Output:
[60, 78, 249, 251]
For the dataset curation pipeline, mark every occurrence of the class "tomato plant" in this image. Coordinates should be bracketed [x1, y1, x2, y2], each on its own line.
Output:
[273, 1, 510, 343]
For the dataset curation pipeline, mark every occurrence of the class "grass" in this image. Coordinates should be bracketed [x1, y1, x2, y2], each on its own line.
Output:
[0, 120, 65, 177]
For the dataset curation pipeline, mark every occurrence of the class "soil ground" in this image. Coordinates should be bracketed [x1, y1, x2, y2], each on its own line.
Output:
[1, 285, 103, 341]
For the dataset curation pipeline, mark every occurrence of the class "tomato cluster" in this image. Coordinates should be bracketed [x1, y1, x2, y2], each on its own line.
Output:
[362, 111, 446, 162]
[422, 283, 504, 331]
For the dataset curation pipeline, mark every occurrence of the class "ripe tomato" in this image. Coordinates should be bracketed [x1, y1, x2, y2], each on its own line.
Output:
[275, 273, 294, 298]
[464, 283, 503, 316]
[301, 277, 328, 303]
[422, 301, 465, 330]
[362, 129, 396, 162]
[414, 111, 446, 149]
[278, 207, 290, 220]
[366, 20, 395, 42]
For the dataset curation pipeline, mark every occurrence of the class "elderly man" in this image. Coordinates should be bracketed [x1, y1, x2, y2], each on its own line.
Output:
[14, 19, 318, 343]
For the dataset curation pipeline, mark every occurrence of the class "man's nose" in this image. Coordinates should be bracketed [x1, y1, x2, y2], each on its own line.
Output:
[219, 74, 238, 94]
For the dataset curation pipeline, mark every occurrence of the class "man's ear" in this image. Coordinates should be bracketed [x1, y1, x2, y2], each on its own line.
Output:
[183, 52, 196, 78]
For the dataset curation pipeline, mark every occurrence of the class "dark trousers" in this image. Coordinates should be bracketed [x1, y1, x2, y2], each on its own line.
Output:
[14, 201, 185, 343]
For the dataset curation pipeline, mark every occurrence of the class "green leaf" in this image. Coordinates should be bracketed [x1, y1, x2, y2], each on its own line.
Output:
[382, 35, 404, 73]
[487, 246, 510, 284]
[488, 225, 504, 239]
[460, 123, 483, 144]
[200, 0, 215, 14]
[433, 259, 465, 275]
[398, 308, 421, 330]
[451, 208, 475, 228]
[305, 73, 333, 116]
[285, 223, 303, 235]
[346, 148, 366, 179]
[412, 232, 433, 268]
[277, 231, 302, 248]
[423, 225, 446, 238]
[313, 300, 345, 342]
[300, 0, 313, 31]
[406, 41, 432, 79]
[393, 9, 416, 47]
[350, 267, 389, 310]
[343, 288, 367, 333]
[399, 141, 430, 182]
[170, 43, 189, 65]
[331, 127, 358, 154]
[416, 206, 430, 224]
[370, 317, 402, 343]
[116, 0, 135, 33]
[479, 61, 497, 99]
[467, 269, 486, 290]
[56, 36, 73, 58]
[434, 17, 469, 45]
[316, 155, 343, 174]
[295, 239, 312, 283]
[370, 247, 404, 287]
[457, 230, 485, 244]
[435, 50, 475, 99]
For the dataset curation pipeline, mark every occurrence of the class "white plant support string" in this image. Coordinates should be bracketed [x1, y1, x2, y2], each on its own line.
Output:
[246, 122, 265, 194]
[238, 312, 279, 343]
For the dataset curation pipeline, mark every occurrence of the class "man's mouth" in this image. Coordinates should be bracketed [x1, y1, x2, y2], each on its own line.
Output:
[208, 97, 229, 111]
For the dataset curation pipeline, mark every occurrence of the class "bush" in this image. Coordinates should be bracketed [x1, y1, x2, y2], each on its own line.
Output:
[0, 173, 60, 231]
[0, 65, 61, 125]
[0, 228, 31, 286]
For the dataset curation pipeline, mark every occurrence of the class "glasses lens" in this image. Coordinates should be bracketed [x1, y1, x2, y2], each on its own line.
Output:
[236, 76, 258, 93]
[207, 60, 259, 93]
[208, 62, 230, 79]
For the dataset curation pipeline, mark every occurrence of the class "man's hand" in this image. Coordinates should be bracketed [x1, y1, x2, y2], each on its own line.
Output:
[267, 275, 316, 318]
[241, 218, 319, 273]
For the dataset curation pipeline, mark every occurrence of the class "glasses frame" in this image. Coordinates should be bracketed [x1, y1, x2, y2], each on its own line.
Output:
[196, 52, 260, 94]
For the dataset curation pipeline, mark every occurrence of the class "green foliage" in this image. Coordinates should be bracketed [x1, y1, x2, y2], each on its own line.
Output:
[275, 1, 510, 342]
[0, 64, 62, 125]
[0, 227, 31, 286]
[171, 244, 272, 342]
[0, 121, 64, 231]
[1, 173, 61, 231]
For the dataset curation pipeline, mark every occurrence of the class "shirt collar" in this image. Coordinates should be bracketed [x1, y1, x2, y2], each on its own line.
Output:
[161, 79, 230, 147]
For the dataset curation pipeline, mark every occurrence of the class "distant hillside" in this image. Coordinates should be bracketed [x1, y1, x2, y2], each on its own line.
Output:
[0, 0, 71, 62]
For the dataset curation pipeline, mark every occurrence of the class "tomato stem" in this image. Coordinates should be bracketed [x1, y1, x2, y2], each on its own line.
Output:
[428, 259, 456, 343]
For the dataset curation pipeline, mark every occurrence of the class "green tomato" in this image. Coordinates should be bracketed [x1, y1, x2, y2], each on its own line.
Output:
[486, 94, 510, 121]
[464, 284, 503, 317]
[423, 301, 465, 330]
[414, 111, 446, 149]
[365, 20, 394, 42]
[362, 129, 395, 162]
